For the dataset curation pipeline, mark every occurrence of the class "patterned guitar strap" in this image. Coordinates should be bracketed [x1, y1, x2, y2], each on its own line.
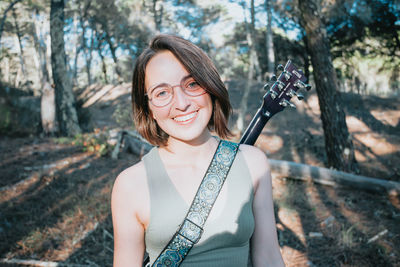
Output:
[149, 139, 239, 267]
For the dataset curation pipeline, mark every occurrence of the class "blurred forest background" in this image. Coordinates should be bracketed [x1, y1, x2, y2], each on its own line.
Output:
[0, 0, 399, 266]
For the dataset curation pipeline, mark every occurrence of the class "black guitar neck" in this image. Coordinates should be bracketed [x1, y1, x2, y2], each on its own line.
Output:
[239, 108, 270, 145]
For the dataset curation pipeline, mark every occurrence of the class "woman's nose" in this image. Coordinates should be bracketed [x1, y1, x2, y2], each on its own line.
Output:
[173, 87, 191, 110]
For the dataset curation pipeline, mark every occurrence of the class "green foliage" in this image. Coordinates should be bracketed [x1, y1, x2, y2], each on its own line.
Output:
[55, 128, 113, 157]
[339, 224, 357, 248]
[73, 129, 112, 157]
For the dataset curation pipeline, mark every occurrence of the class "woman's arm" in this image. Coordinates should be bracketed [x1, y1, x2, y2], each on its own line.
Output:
[111, 163, 148, 267]
[241, 145, 285, 267]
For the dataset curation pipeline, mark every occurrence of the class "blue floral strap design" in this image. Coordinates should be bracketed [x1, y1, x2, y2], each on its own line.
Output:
[151, 140, 239, 267]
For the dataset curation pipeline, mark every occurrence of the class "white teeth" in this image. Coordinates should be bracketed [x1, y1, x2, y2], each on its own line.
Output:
[174, 112, 197, 122]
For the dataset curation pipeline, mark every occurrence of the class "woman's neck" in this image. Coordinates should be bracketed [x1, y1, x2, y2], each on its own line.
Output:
[159, 132, 219, 164]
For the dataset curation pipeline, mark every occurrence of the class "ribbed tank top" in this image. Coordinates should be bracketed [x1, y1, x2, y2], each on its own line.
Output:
[143, 145, 255, 266]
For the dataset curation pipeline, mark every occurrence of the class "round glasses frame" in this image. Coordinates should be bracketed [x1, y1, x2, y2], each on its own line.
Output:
[146, 77, 206, 107]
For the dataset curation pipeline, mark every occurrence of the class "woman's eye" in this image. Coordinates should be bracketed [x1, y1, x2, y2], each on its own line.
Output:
[187, 81, 200, 89]
[154, 88, 170, 98]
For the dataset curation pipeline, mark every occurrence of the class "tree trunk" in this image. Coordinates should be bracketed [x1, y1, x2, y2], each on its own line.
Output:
[12, 8, 26, 77]
[77, 1, 93, 86]
[0, 0, 22, 44]
[302, 36, 311, 82]
[41, 82, 57, 135]
[98, 48, 108, 83]
[32, 10, 50, 84]
[32, 11, 57, 134]
[50, 0, 81, 136]
[71, 14, 80, 86]
[4, 57, 10, 83]
[236, 3, 255, 133]
[152, 0, 163, 33]
[236, 31, 255, 133]
[298, 0, 358, 173]
[101, 25, 122, 82]
[249, 0, 262, 82]
[264, 0, 275, 78]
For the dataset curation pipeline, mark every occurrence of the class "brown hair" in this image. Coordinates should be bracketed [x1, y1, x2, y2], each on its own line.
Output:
[131, 34, 232, 146]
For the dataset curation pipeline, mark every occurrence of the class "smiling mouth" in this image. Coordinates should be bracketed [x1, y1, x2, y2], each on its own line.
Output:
[173, 111, 198, 122]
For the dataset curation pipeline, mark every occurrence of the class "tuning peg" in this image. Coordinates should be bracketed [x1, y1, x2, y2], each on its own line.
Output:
[268, 75, 277, 83]
[296, 93, 304, 100]
[269, 90, 278, 99]
[276, 64, 284, 72]
[276, 80, 285, 91]
[294, 80, 312, 91]
[283, 71, 292, 81]
[263, 83, 270, 90]
[279, 99, 296, 108]
[286, 89, 304, 100]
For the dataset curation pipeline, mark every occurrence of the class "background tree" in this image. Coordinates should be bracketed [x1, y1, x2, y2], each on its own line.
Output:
[235, 0, 259, 133]
[50, 0, 80, 136]
[298, 0, 358, 172]
[264, 0, 275, 78]
[0, 0, 22, 44]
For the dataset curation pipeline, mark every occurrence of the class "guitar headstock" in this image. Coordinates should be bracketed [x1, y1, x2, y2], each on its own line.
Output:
[261, 60, 311, 118]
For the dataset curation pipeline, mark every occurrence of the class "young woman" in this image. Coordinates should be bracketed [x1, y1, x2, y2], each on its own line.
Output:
[111, 34, 285, 267]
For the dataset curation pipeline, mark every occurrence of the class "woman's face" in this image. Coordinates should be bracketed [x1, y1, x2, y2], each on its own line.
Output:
[145, 50, 213, 144]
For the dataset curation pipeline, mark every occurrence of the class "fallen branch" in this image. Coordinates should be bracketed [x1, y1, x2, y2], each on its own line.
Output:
[269, 159, 400, 196]
[111, 130, 152, 159]
[367, 229, 388, 244]
[114, 131, 400, 195]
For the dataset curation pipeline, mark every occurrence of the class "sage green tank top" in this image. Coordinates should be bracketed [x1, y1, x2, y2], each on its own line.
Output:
[143, 146, 254, 266]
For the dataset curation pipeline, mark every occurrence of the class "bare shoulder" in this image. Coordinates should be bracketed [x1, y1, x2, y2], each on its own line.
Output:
[238, 144, 271, 188]
[111, 160, 149, 210]
[239, 144, 270, 169]
[113, 160, 146, 190]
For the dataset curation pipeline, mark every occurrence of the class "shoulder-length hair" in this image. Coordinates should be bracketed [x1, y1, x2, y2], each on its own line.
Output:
[131, 34, 232, 147]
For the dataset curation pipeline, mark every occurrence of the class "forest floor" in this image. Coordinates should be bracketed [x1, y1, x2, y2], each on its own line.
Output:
[0, 82, 399, 267]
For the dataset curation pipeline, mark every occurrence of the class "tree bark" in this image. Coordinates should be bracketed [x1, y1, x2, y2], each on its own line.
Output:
[100, 24, 122, 82]
[264, 0, 275, 77]
[98, 48, 108, 84]
[249, 0, 262, 81]
[78, 1, 93, 86]
[32, 10, 50, 84]
[50, 0, 81, 136]
[298, 0, 358, 173]
[236, 1, 256, 133]
[12, 8, 26, 77]
[32, 10, 57, 134]
[152, 0, 163, 33]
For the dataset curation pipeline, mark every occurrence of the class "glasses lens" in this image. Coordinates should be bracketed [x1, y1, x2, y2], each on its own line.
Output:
[151, 86, 173, 106]
[183, 78, 205, 96]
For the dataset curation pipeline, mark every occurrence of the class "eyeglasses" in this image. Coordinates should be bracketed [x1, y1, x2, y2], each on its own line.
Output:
[146, 76, 206, 107]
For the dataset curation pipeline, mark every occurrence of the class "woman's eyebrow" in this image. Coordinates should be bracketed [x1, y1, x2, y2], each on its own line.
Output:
[181, 74, 192, 81]
[148, 74, 193, 93]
